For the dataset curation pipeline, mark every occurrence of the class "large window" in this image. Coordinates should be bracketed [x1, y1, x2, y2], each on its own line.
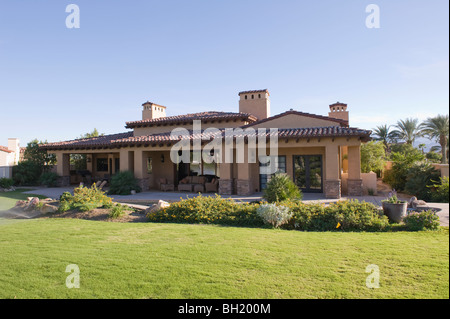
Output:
[259, 156, 286, 190]
[96, 158, 108, 172]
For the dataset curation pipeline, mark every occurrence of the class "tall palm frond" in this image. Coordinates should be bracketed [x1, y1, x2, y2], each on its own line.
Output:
[391, 118, 420, 145]
[419, 114, 449, 164]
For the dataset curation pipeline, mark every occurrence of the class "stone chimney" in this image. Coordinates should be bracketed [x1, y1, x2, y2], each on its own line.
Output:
[142, 101, 166, 121]
[238, 89, 270, 120]
[328, 102, 349, 124]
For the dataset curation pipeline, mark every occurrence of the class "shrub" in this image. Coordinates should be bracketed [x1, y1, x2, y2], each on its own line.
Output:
[256, 204, 293, 228]
[108, 171, 141, 195]
[39, 172, 59, 187]
[361, 141, 386, 173]
[284, 200, 389, 232]
[12, 161, 42, 186]
[263, 173, 302, 203]
[59, 184, 112, 212]
[0, 178, 14, 189]
[404, 163, 440, 201]
[109, 204, 127, 219]
[147, 195, 264, 227]
[430, 177, 449, 203]
[403, 210, 440, 231]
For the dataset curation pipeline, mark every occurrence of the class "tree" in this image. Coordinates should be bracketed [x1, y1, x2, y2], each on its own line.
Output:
[391, 118, 420, 145]
[419, 114, 449, 164]
[23, 139, 56, 168]
[79, 128, 103, 139]
[360, 141, 386, 173]
[71, 129, 104, 170]
[372, 125, 395, 152]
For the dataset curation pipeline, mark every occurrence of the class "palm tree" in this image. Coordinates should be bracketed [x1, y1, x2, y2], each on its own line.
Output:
[391, 118, 420, 145]
[372, 124, 394, 152]
[419, 114, 449, 164]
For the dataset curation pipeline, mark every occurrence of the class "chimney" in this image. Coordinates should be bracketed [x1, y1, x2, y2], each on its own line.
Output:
[328, 102, 349, 124]
[238, 89, 270, 120]
[7, 138, 20, 165]
[142, 101, 166, 121]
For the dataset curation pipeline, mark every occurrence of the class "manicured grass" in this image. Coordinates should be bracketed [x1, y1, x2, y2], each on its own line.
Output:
[0, 189, 47, 211]
[0, 218, 448, 299]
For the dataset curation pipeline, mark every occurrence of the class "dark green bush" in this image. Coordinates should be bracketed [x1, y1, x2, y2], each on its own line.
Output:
[404, 163, 440, 201]
[39, 171, 59, 187]
[12, 161, 42, 186]
[263, 173, 302, 203]
[108, 171, 141, 195]
[0, 178, 14, 189]
[403, 210, 440, 231]
[430, 177, 449, 203]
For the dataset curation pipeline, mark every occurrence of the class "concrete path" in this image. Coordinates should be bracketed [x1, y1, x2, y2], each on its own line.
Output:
[22, 186, 449, 226]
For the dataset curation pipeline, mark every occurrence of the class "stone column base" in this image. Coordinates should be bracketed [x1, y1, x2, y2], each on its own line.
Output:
[324, 179, 341, 199]
[219, 179, 233, 195]
[236, 180, 252, 196]
[348, 179, 363, 196]
[58, 176, 70, 187]
[137, 178, 149, 191]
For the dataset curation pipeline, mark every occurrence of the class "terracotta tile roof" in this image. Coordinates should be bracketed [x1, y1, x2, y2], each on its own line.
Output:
[111, 126, 371, 147]
[242, 110, 349, 127]
[0, 146, 13, 153]
[125, 111, 258, 129]
[41, 126, 371, 150]
[40, 132, 133, 150]
[238, 89, 270, 96]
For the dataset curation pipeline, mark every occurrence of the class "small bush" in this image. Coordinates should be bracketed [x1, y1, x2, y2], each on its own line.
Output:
[430, 177, 449, 203]
[263, 173, 302, 203]
[404, 163, 440, 201]
[256, 203, 292, 228]
[109, 204, 127, 219]
[0, 178, 14, 189]
[59, 184, 112, 212]
[39, 172, 59, 187]
[403, 210, 440, 231]
[108, 171, 141, 195]
[147, 195, 264, 227]
[283, 200, 389, 232]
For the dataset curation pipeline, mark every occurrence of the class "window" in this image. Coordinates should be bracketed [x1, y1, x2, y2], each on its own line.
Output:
[259, 156, 286, 190]
[245, 95, 248, 100]
[258, 94, 261, 98]
[96, 158, 108, 172]
[251, 94, 254, 99]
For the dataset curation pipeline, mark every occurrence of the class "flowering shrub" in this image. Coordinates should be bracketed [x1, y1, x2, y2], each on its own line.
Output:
[147, 195, 264, 227]
[58, 184, 113, 212]
[403, 210, 440, 231]
[256, 204, 293, 228]
[282, 200, 389, 232]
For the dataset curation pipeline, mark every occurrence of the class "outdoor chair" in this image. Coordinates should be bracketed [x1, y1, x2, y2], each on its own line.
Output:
[159, 178, 175, 192]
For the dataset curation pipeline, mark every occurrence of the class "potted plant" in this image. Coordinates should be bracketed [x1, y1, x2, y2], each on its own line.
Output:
[382, 189, 408, 223]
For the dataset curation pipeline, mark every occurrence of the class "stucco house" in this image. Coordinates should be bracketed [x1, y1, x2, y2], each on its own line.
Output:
[0, 138, 20, 178]
[41, 89, 371, 198]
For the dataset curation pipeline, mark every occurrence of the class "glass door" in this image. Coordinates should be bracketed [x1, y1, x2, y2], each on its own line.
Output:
[293, 155, 323, 192]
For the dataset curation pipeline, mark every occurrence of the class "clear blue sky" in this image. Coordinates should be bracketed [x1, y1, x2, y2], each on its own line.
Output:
[0, 0, 448, 147]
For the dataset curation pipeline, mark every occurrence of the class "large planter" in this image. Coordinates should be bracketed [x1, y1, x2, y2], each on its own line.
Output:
[382, 202, 408, 223]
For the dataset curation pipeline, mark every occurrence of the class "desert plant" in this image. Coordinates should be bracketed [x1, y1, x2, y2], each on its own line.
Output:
[256, 204, 293, 228]
[59, 184, 112, 212]
[403, 210, 440, 231]
[108, 171, 141, 195]
[263, 173, 302, 203]
[109, 204, 127, 219]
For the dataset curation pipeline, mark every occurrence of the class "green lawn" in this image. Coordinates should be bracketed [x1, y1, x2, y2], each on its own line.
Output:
[0, 189, 47, 211]
[0, 218, 448, 299]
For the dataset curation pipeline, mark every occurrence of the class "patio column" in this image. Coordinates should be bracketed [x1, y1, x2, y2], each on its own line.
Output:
[56, 152, 70, 186]
[324, 144, 341, 199]
[119, 149, 133, 172]
[347, 145, 363, 196]
[134, 149, 149, 191]
[218, 145, 233, 195]
[236, 143, 253, 196]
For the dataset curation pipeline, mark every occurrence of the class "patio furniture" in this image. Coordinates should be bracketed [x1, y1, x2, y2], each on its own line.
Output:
[193, 184, 205, 193]
[205, 178, 219, 193]
[178, 175, 207, 192]
[159, 178, 175, 192]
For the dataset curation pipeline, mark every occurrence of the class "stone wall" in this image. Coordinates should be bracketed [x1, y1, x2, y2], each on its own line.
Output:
[348, 179, 363, 196]
[324, 179, 341, 199]
[236, 179, 252, 196]
[219, 179, 233, 195]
